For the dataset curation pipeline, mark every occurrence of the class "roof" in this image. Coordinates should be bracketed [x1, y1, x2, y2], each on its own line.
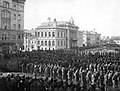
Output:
[37, 21, 78, 29]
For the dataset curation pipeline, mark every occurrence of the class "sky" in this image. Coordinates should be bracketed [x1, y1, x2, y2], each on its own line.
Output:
[24, 0, 120, 37]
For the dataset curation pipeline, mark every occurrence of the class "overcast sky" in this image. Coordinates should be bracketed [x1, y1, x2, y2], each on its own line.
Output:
[24, 0, 120, 37]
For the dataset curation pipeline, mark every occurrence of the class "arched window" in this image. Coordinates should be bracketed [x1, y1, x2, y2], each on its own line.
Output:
[52, 41, 55, 46]
[45, 32, 47, 37]
[41, 32, 43, 37]
[48, 41, 51, 46]
[52, 31, 55, 37]
[45, 41, 47, 46]
[2, 32, 9, 40]
[49, 32, 51, 37]
[1, 10, 11, 29]
[3, 1, 9, 8]
[18, 24, 21, 30]
[13, 14, 16, 20]
[41, 41, 43, 45]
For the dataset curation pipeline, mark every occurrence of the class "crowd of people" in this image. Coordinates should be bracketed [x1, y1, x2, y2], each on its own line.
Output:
[0, 49, 120, 91]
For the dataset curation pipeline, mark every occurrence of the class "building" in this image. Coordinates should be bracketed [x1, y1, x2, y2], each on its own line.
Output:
[111, 36, 120, 45]
[77, 31, 84, 47]
[82, 30, 101, 46]
[0, 0, 26, 53]
[23, 29, 37, 51]
[34, 18, 79, 50]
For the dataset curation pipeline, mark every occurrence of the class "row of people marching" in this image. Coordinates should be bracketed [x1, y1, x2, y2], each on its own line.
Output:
[24, 61, 120, 91]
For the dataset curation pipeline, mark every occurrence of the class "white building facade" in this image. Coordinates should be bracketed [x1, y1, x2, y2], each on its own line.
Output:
[35, 18, 79, 50]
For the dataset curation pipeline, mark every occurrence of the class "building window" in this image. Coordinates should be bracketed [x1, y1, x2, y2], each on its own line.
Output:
[58, 40, 59, 46]
[61, 40, 63, 46]
[64, 41, 66, 46]
[38, 32, 40, 37]
[45, 32, 47, 37]
[13, 5, 16, 10]
[45, 41, 47, 46]
[13, 35, 16, 40]
[1, 10, 11, 29]
[38, 40, 40, 45]
[18, 14, 21, 21]
[41, 32, 43, 37]
[48, 41, 51, 46]
[58, 32, 59, 37]
[52, 41, 55, 46]
[35, 32, 37, 36]
[64, 33, 65, 37]
[13, 24, 16, 30]
[49, 32, 51, 37]
[52, 32, 55, 37]
[37, 46, 40, 50]
[3, 1, 9, 8]
[61, 32, 63, 37]
[18, 35, 21, 39]
[31, 45, 34, 49]
[41, 41, 43, 45]
[18, 24, 21, 30]
[2, 33, 9, 40]
[13, 14, 16, 20]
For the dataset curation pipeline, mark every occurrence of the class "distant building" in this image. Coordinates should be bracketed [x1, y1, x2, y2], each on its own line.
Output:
[77, 31, 84, 47]
[34, 17, 79, 50]
[23, 29, 37, 51]
[0, 0, 26, 53]
[111, 36, 120, 45]
[82, 30, 101, 46]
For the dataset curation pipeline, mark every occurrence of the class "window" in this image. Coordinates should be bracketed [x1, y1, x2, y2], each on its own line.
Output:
[64, 33, 65, 37]
[2, 33, 9, 40]
[13, 24, 16, 30]
[13, 14, 16, 20]
[37, 46, 40, 50]
[13, 5, 16, 10]
[31, 45, 34, 49]
[35, 32, 37, 36]
[58, 40, 59, 46]
[3, 1, 9, 8]
[48, 41, 51, 46]
[49, 32, 51, 37]
[38, 41, 40, 45]
[1, 10, 11, 29]
[18, 24, 21, 30]
[45, 41, 47, 46]
[52, 41, 55, 46]
[18, 35, 21, 39]
[38, 32, 40, 37]
[18, 14, 21, 21]
[41, 32, 43, 37]
[58, 32, 59, 37]
[13, 35, 16, 39]
[45, 32, 47, 37]
[64, 41, 66, 46]
[41, 41, 43, 45]
[52, 32, 55, 37]
[61, 32, 63, 37]
[61, 40, 63, 46]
